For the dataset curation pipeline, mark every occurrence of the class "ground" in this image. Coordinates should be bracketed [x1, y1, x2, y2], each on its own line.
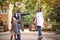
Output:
[0, 29, 60, 40]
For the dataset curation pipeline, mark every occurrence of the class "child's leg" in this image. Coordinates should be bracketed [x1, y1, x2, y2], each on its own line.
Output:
[14, 33, 16, 40]
[10, 33, 13, 40]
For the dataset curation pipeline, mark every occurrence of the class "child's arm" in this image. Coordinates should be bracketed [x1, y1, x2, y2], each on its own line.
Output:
[13, 17, 17, 23]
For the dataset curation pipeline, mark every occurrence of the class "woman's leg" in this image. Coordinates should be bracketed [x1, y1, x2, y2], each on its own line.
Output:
[37, 26, 42, 40]
[38, 26, 42, 36]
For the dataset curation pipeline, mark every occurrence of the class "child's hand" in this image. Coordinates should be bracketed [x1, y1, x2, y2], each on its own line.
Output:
[16, 20, 18, 23]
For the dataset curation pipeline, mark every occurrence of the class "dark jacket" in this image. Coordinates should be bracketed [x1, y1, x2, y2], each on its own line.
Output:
[14, 12, 29, 24]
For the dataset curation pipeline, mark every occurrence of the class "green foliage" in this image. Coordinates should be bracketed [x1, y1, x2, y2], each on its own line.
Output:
[0, 0, 7, 2]
[11, 0, 60, 32]
[11, 0, 38, 25]
[0, 1, 2, 6]
[0, 0, 9, 6]
[40, 0, 54, 21]
[11, 0, 22, 3]
[48, 0, 60, 25]
[40, 0, 60, 32]
[1, 0, 60, 32]
[42, 28, 52, 31]
[22, 13, 36, 25]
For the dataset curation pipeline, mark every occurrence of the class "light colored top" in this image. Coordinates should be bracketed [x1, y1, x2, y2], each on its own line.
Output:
[36, 12, 44, 27]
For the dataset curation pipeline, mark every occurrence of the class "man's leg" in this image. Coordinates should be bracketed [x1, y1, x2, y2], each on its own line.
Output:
[17, 23, 21, 40]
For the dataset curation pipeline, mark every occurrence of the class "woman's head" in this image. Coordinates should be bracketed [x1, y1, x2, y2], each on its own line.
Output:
[37, 7, 42, 12]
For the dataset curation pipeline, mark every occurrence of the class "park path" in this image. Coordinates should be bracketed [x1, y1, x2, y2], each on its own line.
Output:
[0, 29, 60, 40]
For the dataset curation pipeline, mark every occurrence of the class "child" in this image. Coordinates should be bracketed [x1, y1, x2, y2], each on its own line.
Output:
[10, 17, 18, 40]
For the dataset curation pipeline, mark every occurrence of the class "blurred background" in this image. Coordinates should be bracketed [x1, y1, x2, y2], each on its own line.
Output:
[0, 0, 60, 40]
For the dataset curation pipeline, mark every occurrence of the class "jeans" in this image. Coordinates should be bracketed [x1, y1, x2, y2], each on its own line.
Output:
[17, 23, 21, 39]
[37, 26, 42, 36]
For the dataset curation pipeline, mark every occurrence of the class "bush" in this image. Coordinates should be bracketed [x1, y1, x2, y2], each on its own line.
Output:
[42, 27, 52, 31]
[51, 25, 60, 33]
[56, 29, 60, 33]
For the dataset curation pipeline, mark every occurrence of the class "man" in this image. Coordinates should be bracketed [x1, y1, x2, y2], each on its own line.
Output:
[14, 9, 30, 40]
[34, 7, 44, 40]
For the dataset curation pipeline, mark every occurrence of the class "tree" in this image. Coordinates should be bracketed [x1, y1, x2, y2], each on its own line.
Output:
[40, 0, 60, 32]
[11, 0, 38, 25]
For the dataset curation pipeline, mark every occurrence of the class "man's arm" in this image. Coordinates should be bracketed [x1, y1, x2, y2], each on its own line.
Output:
[21, 12, 30, 16]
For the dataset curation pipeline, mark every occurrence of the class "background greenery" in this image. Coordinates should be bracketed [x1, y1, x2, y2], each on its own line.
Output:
[0, 0, 60, 32]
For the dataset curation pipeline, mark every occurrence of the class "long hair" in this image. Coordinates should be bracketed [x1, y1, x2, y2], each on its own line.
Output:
[37, 7, 42, 12]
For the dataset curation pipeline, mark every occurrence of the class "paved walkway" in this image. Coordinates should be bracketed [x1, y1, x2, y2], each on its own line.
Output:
[0, 29, 60, 40]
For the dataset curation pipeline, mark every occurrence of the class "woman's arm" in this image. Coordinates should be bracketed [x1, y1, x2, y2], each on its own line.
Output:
[33, 17, 37, 24]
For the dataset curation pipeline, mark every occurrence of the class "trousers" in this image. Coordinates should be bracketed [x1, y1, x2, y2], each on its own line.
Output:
[37, 26, 42, 36]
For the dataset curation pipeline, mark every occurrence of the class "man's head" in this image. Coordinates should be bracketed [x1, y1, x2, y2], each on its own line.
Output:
[17, 8, 20, 13]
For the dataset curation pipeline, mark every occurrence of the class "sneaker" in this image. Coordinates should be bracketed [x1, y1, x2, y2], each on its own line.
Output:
[37, 36, 43, 40]
[16, 38, 21, 40]
[39, 36, 43, 39]
[37, 38, 41, 40]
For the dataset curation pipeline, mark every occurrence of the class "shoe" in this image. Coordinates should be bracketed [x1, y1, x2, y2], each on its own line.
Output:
[16, 38, 21, 40]
[39, 36, 43, 39]
[37, 38, 41, 40]
[37, 36, 43, 40]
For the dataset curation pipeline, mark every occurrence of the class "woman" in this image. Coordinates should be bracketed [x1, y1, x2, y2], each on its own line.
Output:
[34, 7, 44, 40]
